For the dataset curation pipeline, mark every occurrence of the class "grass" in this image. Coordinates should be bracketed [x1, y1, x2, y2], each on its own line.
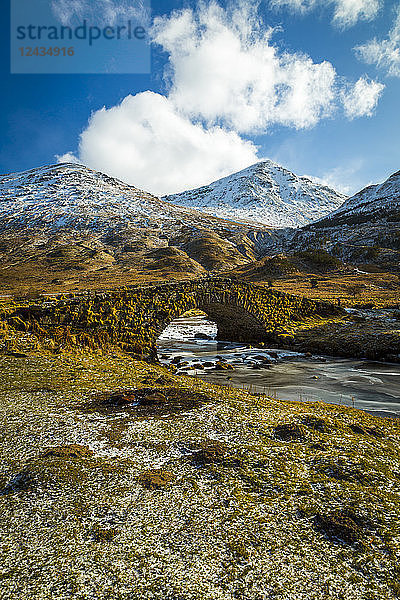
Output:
[0, 352, 399, 599]
[258, 271, 400, 309]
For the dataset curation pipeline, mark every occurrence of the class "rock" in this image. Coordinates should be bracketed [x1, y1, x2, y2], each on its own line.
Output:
[194, 333, 212, 340]
[215, 361, 234, 371]
[139, 392, 166, 406]
[203, 361, 214, 368]
[304, 352, 313, 358]
[106, 391, 138, 406]
[138, 469, 175, 490]
[268, 352, 279, 359]
[274, 423, 306, 441]
[171, 356, 184, 365]
[192, 363, 204, 370]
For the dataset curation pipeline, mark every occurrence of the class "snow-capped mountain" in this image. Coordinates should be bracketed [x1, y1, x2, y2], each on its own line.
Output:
[0, 163, 281, 278]
[0, 162, 221, 233]
[313, 169, 400, 228]
[163, 160, 346, 228]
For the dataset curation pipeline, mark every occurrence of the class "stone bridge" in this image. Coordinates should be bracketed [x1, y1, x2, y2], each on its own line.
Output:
[6, 278, 343, 357]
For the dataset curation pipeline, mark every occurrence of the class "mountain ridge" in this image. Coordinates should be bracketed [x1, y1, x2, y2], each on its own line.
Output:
[163, 160, 346, 228]
[311, 168, 400, 228]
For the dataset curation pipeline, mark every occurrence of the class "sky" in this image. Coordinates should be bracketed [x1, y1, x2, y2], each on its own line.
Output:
[1, 0, 400, 197]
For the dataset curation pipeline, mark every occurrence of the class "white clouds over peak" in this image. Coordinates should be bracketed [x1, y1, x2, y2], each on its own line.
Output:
[59, 92, 259, 195]
[60, 1, 385, 196]
[271, 0, 382, 28]
[356, 6, 400, 76]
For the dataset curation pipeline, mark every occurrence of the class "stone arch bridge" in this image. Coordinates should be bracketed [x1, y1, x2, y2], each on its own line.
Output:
[6, 278, 342, 357]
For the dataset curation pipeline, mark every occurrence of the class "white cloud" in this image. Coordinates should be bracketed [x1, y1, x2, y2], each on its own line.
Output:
[60, 92, 258, 195]
[342, 76, 384, 119]
[57, 152, 82, 165]
[51, 0, 150, 27]
[152, 3, 336, 133]
[308, 159, 365, 195]
[355, 6, 400, 76]
[60, 1, 384, 195]
[270, 0, 382, 28]
[332, 0, 382, 28]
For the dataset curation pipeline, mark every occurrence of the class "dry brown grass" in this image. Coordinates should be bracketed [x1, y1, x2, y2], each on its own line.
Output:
[268, 271, 400, 308]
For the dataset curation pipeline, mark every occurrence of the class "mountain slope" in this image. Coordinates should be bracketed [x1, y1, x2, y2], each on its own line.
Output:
[313, 169, 400, 228]
[0, 162, 238, 233]
[163, 160, 346, 228]
[0, 163, 282, 293]
[287, 169, 400, 270]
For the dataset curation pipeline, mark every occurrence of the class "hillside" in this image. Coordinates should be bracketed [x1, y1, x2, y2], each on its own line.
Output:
[289, 169, 400, 271]
[313, 169, 400, 228]
[164, 160, 346, 228]
[0, 163, 279, 294]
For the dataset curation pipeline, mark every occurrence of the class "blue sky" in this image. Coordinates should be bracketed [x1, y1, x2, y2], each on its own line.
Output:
[1, 0, 400, 196]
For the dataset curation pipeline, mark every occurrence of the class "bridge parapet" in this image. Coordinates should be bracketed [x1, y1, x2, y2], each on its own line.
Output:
[4, 278, 343, 356]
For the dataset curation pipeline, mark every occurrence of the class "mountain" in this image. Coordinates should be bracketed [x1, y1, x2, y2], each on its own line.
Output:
[312, 169, 400, 228]
[163, 160, 346, 228]
[0, 162, 240, 233]
[288, 169, 400, 270]
[0, 163, 279, 294]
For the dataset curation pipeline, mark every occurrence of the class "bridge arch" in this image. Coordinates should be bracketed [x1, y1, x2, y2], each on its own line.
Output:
[155, 301, 268, 344]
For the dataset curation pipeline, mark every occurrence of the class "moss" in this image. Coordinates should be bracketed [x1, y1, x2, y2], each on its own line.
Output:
[40, 444, 94, 459]
[349, 423, 385, 438]
[313, 457, 380, 486]
[214, 361, 235, 371]
[0, 353, 399, 599]
[302, 415, 332, 433]
[85, 386, 214, 418]
[0, 278, 342, 356]
[273, 423, 307, 441]
[90, 526, 119, 543]
[137, 469, 175, 490]
[313, 511, 365, 545]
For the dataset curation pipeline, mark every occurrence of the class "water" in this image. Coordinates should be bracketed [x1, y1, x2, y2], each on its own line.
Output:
[157, 315, 400, 419]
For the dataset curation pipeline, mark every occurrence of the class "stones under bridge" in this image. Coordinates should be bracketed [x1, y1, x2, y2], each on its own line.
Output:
[7, 278, 343, 357]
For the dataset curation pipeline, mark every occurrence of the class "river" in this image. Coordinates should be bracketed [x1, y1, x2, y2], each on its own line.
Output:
[157, 314, 400, 419]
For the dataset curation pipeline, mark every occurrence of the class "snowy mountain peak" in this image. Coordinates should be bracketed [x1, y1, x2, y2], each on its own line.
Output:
[0, 163, 276, 245]
[163, 160, 346, 228]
